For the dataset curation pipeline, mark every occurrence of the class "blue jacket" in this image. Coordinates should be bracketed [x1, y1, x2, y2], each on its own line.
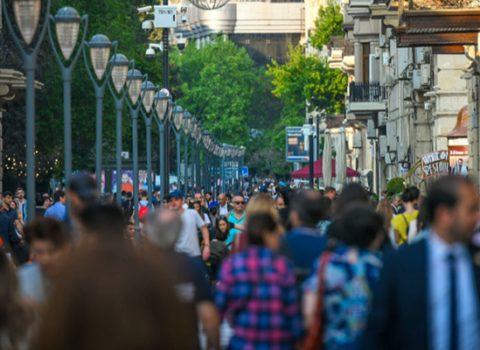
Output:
[0, 211, 19, 248]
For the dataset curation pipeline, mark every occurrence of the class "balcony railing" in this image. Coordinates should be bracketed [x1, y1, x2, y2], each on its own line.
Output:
[349, 82, 382, 102]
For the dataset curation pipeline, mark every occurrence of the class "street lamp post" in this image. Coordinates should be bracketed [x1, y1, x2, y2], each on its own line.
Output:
[172, 105, 184, 190]
[48, 7, 88, 217]
[83, 34, 118, 193]
[108, 54, 134, 206]
[140, 81, 157, 209]
[190, 117, 198, 197]
[202, 131, 211, 194]
[126, 69, 147, 241]
[195, 122, 203, 193]
[2, 0, 52, 221]
[308, 117, 314, 188]
[153, 89, 170, 201]
[183, 111, 192, 195]
[221, 144, 226, 193]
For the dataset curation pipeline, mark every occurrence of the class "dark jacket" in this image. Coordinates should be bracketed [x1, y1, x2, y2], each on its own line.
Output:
[279, 226, 328, 284]
[0, 211, 19, 249]
[361, 239, 480, 350]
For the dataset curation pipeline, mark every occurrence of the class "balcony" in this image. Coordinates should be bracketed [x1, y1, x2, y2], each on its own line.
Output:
[350, 82, 382, 102]
[346, 82, 386, 118]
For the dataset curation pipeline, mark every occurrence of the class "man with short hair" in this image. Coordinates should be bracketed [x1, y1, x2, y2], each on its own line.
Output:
[169, 190, 210, 261]
[0, 198, 20, 249]
[226, 195, 246, 247]
[215, 193, 232, 216]
[324, 186, 336, 199]
[18, 218, 71, 305]
[45, 190, 66, 221]
[452, 158, 468, 176]
[139, 190, 149, 208]
[391, 195, 400, 215]
[144, 209, 220, 350]
[205, 191, 218, 209]
[15, 188, 27, 222]
[3, 191, 23, 236]
[79, 204, 127, 246]
[279, 190, 328, 284]
[67, 172, 98, 232]
[363, 176, 480, 350]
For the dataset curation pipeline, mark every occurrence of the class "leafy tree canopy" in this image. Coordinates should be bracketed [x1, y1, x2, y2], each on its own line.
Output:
[310, 1, 344, 50]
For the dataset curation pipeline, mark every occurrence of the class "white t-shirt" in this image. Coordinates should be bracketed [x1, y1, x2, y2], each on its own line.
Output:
[175, 209, 206, 257]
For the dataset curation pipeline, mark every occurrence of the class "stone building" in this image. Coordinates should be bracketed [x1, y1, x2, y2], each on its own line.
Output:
[327, 0, 472, 193]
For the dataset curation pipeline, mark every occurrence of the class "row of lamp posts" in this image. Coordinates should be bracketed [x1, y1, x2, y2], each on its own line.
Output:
[2, 0, 246, 225]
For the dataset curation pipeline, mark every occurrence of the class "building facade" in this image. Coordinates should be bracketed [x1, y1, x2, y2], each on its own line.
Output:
[327, 0, 472, 193]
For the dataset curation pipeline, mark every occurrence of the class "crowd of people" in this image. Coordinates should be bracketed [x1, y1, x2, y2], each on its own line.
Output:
[0, 172, 479, 350]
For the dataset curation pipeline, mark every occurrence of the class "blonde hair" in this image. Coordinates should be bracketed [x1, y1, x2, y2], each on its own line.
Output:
[245, 194, 284, 234]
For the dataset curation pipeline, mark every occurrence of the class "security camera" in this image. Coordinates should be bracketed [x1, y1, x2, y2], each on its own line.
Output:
[146, 47, 155, 61]
[146, 43, 163, 61]
[177, 38, 186, 51]
[181, 15, 187, 24]
[142, 20, 153, 33]
[138, 6, 153, 14]
[180, 4, 188, 13]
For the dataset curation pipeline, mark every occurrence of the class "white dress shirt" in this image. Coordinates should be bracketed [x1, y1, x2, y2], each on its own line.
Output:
[219, 204, 229, 215]
[429, 232, 480, 350]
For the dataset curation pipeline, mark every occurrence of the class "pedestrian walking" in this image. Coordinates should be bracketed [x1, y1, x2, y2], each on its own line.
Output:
[303, 204, 384, 350]
[144, 209, 220, 350]
[215, 212, 303, 350]
[33, 246, 194, 350]
[44, 190, 66, 222]
[169, 190, 210, 261]
[279, 189, 328, 284]
[362, 176, 480, 350]
[391, 187, 418, 246]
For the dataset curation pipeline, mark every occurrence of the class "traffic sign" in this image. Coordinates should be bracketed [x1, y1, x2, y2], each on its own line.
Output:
[242, 166, 248, 177]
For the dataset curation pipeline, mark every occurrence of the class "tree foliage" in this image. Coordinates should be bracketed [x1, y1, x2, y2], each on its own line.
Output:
[174, 37, 257, 147]
[310, 1, 344, 50]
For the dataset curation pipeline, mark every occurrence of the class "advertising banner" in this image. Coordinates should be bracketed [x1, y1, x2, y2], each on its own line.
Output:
[421, 150, 449, 180]
[286, 127, 309, 162]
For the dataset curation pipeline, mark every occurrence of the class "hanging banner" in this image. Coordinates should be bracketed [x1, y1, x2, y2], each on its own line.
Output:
[421, 150, 449, 180]
[286, 127, 309, 162]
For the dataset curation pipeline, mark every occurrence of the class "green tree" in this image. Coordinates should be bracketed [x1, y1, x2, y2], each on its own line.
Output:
[310, 1, 344, 50]
[174, 37, 258, 147]
[266, 45, 347, 153]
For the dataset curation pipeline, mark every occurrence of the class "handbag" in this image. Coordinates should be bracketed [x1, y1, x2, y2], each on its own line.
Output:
[303, 252, 332, 350]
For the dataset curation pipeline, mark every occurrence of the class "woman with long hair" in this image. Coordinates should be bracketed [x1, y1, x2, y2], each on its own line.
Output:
[376, 198, 395, 248]
[34, 246, 195, 350]
[391, 188, 418, 245]
[215, 213, 303, 349]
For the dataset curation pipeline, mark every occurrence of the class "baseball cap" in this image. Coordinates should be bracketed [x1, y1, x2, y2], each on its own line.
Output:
[69, 172, 97, 200]
[169, 189, 184, 199]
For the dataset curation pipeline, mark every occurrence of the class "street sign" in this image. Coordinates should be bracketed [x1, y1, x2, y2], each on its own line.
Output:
[286, 127, 309, 162]
[225, 167, 237, 179]
[242, 166, 248, 177]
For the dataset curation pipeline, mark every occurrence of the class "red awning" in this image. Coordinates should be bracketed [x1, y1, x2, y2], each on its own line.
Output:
[291, 157, 361, 179]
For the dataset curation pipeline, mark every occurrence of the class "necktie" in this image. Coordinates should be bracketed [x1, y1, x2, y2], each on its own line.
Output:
[448, 253, 458, 350]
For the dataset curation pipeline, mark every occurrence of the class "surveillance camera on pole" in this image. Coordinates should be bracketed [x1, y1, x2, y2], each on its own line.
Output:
[146, 43, 164, 61]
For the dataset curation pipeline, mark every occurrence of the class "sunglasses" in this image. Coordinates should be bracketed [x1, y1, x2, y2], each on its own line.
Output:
[234, 201, 245, 205]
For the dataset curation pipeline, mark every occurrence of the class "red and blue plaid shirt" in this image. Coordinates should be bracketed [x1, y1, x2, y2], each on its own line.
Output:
[215, 246, 303, 350]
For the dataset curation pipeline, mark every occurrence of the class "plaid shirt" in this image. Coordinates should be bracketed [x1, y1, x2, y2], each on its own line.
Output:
[215, 246, 303, 350]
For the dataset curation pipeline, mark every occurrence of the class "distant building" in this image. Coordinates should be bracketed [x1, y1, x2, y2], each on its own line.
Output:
[174, 1, 305, 66]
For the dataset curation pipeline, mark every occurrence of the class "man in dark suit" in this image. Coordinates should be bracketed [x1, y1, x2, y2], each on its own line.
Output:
[213, 193, 232, 216]
[362, 176, 480, 350]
